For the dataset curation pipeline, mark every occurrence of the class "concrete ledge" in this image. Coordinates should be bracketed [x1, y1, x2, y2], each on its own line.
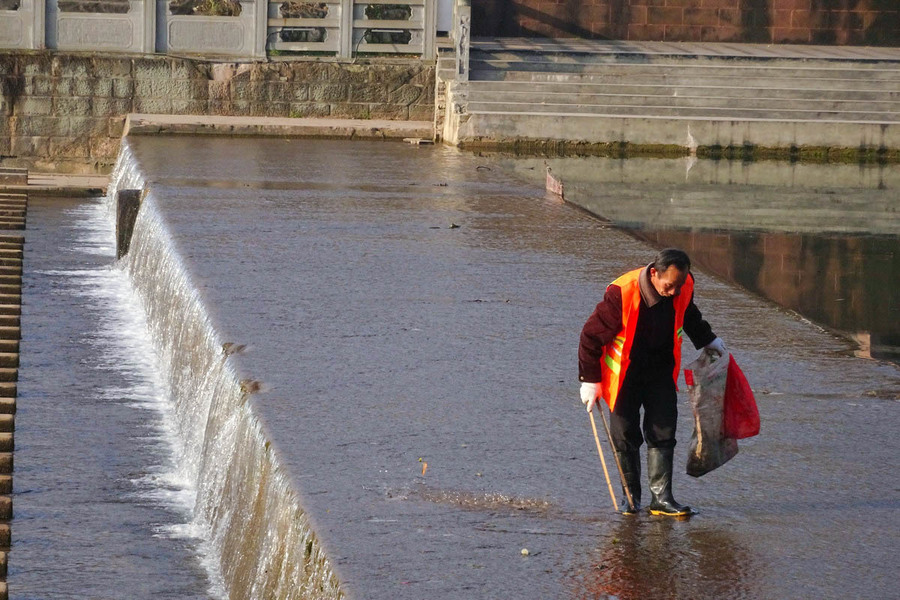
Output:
[457, 113, 900, 157]
[124, 114, 435, 141]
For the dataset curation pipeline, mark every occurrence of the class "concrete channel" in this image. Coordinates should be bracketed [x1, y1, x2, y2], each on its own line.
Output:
[0, 167, 27, 600]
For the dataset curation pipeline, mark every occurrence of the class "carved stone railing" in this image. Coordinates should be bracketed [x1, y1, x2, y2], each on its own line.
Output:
[0, 0, 437, 58]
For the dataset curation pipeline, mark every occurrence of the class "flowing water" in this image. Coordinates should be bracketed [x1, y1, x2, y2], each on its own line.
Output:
[12, 137, 900, 599]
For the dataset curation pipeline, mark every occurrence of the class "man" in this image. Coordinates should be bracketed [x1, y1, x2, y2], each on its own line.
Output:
[579, 248, 725, 516]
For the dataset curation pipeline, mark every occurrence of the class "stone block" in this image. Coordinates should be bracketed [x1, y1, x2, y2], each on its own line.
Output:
[54, 77, 74, 97]
[172, 99, 209, 114]
[54, 54, 93, 79]
[717, 7, 739, 25]
[665, 24, 702, 40]
[67, 116, 117, 137]
[250, 102, 291, 117]
[170, 58, 208, 81]
[369, 103, 411, 120]
[208, 81, 231, 101]
[329, 103, 371, 119]
[49, 136, 91, 158]
[409, 104, 435, 121]
[627, 23, 667, 39]
[93, 57, 133, 78]
[11, 136, 50, 157]
[55, 96, 93, 117]
[92, 97, 132, 117]
[18, 97, 53, 116]
[288, 103, 331, 118]
[229, 100, 252, 116]
[90, 136, 121, 160]
[112, 78, 134, 99]
[108, 116, 127, 137]
[133, 97, 173, 114]
[133, 58, 172, 82]
[309, 84, 348, 103]
[349, 85, 390, 103]
[26, 76, 53, 96]
[388, 84, 425, 106]
[772, 27, 811, 42]
[290, 85, 309, 102]
[701, 25, 741, 41]
[683, 7, 718, 26]
[207, 100, 232, 116]
[264, 82, 295, 103]
[14, 115, 61, 137]
[21, 54, 54, 77]
[648, 6, 684, 25]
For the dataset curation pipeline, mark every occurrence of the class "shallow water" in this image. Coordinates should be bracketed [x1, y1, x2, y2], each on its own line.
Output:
[13, 197, 218, 598]
[105, 136, 899, 599]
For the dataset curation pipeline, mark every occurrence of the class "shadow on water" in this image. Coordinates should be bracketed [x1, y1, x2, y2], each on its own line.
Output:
[569, 518, 756, 600]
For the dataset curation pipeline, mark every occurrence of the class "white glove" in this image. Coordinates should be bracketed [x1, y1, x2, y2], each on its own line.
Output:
[580, 382, 598, 413]
[704, 337, 727, 358]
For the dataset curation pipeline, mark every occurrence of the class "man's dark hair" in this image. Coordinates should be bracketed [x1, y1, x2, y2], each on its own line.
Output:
[652, 248, 691, 273]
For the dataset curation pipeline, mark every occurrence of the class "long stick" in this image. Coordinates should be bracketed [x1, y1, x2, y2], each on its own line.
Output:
[588, 409, 618, 512]
[597, 405, 636, 513]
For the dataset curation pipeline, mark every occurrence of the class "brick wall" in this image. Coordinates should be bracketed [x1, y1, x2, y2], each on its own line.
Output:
[0, 53, 435, 171]
[473, 0, 900, 45]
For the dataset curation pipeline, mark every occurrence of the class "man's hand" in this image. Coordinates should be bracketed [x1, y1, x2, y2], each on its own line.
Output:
[580, 382, 598, 413]
[705, 337, 727, 358]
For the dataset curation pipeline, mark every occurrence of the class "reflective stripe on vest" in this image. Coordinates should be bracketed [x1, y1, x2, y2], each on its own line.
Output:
[599, 268, 694, 411]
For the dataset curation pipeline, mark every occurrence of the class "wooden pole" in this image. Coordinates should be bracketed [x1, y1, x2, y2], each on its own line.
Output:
[588, 409, 618, 512]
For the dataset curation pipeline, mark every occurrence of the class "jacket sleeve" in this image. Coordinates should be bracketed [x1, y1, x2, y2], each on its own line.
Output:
[578, 285, 623, 383]
[683, 292, 717, 349]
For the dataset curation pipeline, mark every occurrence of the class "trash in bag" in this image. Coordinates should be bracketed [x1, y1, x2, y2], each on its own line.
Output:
[723, 356, 760, 439]
[684, 350, 738, 477]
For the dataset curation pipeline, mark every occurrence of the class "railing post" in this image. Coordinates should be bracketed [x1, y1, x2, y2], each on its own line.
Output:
[338, 0, 353, 58]
[454, 0, 469, 81]
[422, 0, 435, 60]
[253, 0, 268, 57]
[32, 0, 46, 48]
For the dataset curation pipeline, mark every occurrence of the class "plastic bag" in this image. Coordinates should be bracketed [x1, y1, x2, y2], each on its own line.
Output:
[683, 351, 738, 477]
[723, 356, 760, 439]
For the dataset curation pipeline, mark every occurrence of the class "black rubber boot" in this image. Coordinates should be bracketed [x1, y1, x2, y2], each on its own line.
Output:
[647, 447, 692, 516]
[616, 451, 641, 515]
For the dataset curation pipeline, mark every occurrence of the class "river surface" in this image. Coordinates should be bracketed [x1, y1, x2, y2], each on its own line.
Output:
[14, 197, 218, 598]
[13, 138, 900, 599]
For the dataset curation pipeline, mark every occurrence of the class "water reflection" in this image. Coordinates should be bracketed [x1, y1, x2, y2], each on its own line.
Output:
[632, 229, 900, 362]
[570, 519, 755, 600]
[491, 155, 900, 363]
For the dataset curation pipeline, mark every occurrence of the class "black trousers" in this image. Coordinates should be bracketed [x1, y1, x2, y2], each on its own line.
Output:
[609, 364, 678, 453]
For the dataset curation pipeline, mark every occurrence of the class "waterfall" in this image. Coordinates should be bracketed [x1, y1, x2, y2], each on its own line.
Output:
[106, 140, 343, 600]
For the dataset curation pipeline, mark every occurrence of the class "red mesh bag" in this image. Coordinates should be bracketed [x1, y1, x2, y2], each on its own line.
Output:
[723, 356, 759, 439]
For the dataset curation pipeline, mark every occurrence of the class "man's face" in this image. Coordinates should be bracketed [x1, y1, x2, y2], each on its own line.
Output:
[650, 266, 688, 297]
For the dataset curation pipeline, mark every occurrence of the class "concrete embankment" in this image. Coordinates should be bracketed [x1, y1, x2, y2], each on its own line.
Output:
[0, 167, 26, 600]
[0, 53, 436, 172]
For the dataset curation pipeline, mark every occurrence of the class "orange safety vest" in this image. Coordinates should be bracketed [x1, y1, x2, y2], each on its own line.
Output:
[599, 267, 693, 411]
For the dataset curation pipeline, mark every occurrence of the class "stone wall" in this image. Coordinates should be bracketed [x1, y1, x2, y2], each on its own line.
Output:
[0, 53, 435, 171]
[473, 0, 899, 45]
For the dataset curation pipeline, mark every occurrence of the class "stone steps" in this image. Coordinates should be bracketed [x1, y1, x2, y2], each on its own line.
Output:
[464, 100, 896, 123]
[454, 42, 900, 149]
[0, 182, 24, 600]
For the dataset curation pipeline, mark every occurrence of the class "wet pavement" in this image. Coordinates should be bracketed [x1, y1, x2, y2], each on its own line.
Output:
[105, 137, 900, 598]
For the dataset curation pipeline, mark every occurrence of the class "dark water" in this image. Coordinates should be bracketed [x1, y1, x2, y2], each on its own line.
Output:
[14, 197, 218, 598]
[105, 136, 899, 599]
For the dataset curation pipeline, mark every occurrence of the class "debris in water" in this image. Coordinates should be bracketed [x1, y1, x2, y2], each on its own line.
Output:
[449, 223, 460, 229]
[521, 548, 529, 556]
[421, 462, 428, 476]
